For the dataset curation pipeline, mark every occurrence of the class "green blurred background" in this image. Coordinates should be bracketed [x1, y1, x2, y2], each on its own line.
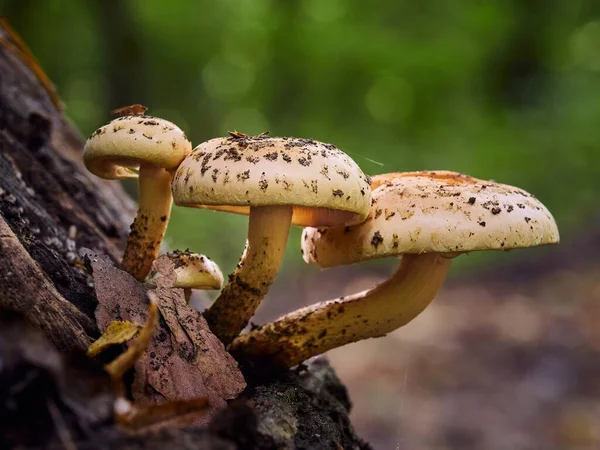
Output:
[1, 0, 598, 277]
[3, 2, 600, 448]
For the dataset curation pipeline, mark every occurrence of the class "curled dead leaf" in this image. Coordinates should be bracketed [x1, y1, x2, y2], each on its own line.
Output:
[111, 104, 148, 116]
[87, 320, 140, 357]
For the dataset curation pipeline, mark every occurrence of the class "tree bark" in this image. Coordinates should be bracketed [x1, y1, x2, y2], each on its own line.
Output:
[0, 23, 369, 449]
[0, 23, 135, 350]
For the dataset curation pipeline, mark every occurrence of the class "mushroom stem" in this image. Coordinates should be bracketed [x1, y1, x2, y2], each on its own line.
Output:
[230, 253, 452, 369]
[204, 205, 293, 345]
[122, 163, 173, 281]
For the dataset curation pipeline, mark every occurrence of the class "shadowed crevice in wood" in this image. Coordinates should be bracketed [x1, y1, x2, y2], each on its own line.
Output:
[0, 217, 94, 351]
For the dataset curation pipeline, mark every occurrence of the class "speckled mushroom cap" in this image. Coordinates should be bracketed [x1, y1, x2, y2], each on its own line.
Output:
[171, 135, 373, 227]
[170, 250, 224, 290]
[302, 170, 560, 267]
[84, 115, 192, 179]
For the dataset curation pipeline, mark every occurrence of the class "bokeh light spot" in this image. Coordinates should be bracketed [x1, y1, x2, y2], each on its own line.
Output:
[221, 108, 270, 135]
[302, 0, 346, 22]
[365, 75, 414, 123]
[203, 55, 256, 100]
[570, 20, 600, 72]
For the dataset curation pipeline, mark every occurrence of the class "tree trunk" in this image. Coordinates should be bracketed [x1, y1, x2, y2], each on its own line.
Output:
[0, 23, 369, 450]
[0, 22, 135, 350]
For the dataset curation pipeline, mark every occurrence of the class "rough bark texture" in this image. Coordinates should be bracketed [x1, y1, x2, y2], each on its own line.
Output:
[0, 24, 135, 350]
[86, 251, 246, 423]
[0, 24, 369, 449]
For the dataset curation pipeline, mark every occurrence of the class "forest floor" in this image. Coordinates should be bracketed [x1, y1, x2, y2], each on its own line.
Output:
[334, 262, 600, 450]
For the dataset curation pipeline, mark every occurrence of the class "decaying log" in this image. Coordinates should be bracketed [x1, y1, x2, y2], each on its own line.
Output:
[0, 22, 135, 346]
[0, 216, 94, 351]
[0, 21, 369, 449]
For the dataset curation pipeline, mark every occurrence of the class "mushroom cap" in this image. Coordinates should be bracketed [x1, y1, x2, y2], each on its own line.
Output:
[171, 135, 372, 227]
[168, 250, 224, 290]
[83, 115, 192, 179]
[302, 170, 560, 267]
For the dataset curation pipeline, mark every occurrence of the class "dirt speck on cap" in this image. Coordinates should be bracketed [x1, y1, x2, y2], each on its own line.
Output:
[371, 231, 383, 248]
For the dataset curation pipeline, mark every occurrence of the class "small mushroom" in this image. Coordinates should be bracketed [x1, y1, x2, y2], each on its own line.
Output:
[230, 170, 560, 369]
[171, 134, 372, 345]
[149, 249, 224, 303]
[84, 115, 192, 281]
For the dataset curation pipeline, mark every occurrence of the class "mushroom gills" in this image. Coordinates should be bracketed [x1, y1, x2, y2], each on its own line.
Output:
[151, 250, 224, 304]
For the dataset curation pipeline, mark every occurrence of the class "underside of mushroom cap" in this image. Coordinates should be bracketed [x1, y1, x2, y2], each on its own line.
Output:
[171, 135, 373, 227]
[302, 170, 560, 267]
[168, 249, 224, 289]
[84, 115, 192, 179]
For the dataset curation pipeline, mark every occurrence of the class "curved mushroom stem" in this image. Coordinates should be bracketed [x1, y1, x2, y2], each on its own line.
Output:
[122, 163, 173, 281]
[204, 205, 293, 346]
[229, 253, 452, 370]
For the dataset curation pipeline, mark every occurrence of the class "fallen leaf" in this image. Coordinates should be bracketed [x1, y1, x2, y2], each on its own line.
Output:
[87, 320, 140, 357]
[111, 104, 148, 116]
[80, 249, 148, 330]
[81, 249, 246, 426]
[149, 253, 178, 288]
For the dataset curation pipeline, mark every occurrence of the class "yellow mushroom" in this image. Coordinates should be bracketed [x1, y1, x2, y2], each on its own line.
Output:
[171, 134, 372, 345]
[149, 250, 224, 304]
[83, 115, 192, 281]
[230, 171, 560, 369]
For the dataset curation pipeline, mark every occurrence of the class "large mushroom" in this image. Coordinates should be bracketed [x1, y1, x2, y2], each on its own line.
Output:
[230, 170, 560, 369]
[171, 133, 372, 345]
[84, 115, 192, 281]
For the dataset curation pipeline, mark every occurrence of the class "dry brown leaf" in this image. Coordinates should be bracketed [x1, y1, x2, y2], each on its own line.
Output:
[150, 254, 178, 288]
[82, 250, 246, 426]
[111, 104, 148, 116]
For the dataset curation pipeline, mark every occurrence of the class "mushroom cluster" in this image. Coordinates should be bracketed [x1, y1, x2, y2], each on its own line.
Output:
[171, 134, 372, 345]
[84, 111, 560, 372]
[229, 171, 560, 368]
